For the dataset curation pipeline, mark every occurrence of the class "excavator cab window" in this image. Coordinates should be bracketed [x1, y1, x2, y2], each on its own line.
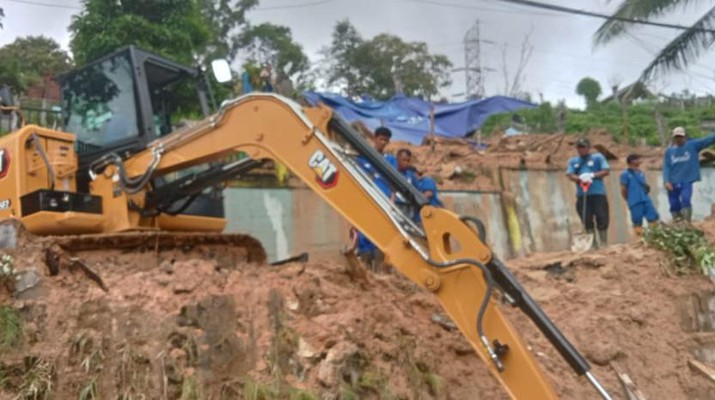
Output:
[144, 58, 206, 138]
[61, 52, 139, 157]
[58, 46, 210, 169]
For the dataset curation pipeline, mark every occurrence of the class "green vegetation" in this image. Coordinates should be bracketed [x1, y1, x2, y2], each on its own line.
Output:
[643, 224, 715, 276]
[0, 36, 71, 93]
[78, 378, 98, 400]
[239, 377, 316, 400]
[576, 77, 602, 109]
[322, 19, 452, 100]
[594, 0, 715, 80]
[482, 100, 715, 146]
[0, 306, 22, 349]
[180, 376, 201, 400]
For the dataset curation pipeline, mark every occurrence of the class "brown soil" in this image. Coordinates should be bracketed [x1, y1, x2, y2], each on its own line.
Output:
[2, 219, 715, 399]
[385, 130, 665, 191]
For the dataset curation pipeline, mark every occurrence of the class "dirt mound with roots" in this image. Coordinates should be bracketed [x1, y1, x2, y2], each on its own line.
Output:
[1, 220, 715, 399]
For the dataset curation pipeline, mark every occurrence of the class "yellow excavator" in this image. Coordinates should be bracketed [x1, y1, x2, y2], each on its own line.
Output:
[0, 46, 612, 399]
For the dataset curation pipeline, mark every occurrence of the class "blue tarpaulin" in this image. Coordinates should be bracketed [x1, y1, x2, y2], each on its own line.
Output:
[302, 91, 536, 144]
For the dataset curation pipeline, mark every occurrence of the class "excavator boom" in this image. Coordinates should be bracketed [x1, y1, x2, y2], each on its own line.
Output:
[89, 93, 611, 399]
[0, 92, 612, 399]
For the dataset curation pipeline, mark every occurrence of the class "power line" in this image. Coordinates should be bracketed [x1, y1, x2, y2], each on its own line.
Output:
[403, 0, 564, 18]
[254, 0, 337, 11]
[1, 0, 337, 12]
[494, 0, 715, 33]
[1, 0, 79, 10]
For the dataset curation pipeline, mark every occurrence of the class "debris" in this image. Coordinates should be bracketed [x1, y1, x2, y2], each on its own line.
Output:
[271, 252, 309, 266]
[688, 359, 715, 384]
[13, 268, 40, 295]
[317, 342, 359, 387]
[616, 371, 647, 400]
[431, 313, 458, 331]
[69, 258, 109, 292]
[297, 338, 318, 360]
[0, 223, 17, 249]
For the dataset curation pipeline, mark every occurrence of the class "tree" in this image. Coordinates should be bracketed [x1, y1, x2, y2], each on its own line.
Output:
[0, 36, 72, 93]
[321, 19, 365, 96]
[69, 0, 257, 65]
[594, 1, 715, 80]
[200, 0, 258, 60]
[323, 20, 452, 100]
[576, 77, 602, 109]
[0, 7, 4, 29]
[237, 23, 310, 89]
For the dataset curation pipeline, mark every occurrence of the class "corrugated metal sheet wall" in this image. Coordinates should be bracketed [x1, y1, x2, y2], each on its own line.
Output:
[224, 168, 715, 262]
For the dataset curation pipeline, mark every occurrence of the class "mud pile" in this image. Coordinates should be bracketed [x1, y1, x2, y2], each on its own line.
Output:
[1, 221, 715, 399]
[386, 130, 664, 191]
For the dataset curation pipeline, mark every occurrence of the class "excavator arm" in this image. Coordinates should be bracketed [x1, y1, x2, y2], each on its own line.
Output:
[88, 93, 612, 399]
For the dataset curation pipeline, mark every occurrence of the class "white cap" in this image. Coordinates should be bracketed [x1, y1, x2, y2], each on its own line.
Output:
[672, 126, 686, 137]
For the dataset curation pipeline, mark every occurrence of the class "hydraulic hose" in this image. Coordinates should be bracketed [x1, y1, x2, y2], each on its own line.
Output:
[424, 255, 504, 371]
[89, 147, 162, 194]
[31, 133, 55, 191]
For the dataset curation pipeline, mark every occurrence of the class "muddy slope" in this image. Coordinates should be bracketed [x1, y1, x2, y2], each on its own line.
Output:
[1, 226, 715, 399]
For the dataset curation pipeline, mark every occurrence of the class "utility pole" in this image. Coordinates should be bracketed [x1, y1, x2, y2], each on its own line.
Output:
[464, 20, 485, 99]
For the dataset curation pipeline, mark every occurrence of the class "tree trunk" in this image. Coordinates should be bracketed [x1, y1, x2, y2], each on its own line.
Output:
[654, 107, 667, 146]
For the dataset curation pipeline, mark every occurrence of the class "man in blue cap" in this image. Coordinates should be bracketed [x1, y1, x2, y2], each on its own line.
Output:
[566, 137, 611, 248]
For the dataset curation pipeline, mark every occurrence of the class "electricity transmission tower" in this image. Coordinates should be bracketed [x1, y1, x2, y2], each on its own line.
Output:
[463, 21, 485, 99]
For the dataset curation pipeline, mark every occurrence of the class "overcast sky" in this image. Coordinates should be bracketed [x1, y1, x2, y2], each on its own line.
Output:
[1, 0, 714, 108]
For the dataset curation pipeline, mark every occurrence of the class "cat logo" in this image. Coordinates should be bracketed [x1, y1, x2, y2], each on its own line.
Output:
[308, 149, 339, 189]
[0, 148, 9, 180]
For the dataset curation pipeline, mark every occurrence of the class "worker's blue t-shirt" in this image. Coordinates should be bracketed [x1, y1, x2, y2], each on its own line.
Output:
[620, 169, 650, 207]
[566, 153, 610, 196]
[418, 176, 444, 207]
[400, 167, 420, 187]
[356, 153, 397, 197]
[663, 134, 715, 184]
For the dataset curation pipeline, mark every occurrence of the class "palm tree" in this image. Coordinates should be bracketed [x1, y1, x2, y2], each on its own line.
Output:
[594, 1, 715, 81]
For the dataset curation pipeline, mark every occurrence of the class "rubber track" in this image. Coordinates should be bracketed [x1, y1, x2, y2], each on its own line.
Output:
[47, 232, 267, 264]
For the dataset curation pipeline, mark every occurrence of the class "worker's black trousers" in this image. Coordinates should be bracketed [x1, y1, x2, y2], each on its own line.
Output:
[576, 194, 609, 231]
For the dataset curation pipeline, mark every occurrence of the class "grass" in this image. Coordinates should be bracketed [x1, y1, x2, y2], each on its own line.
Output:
[643, 224, 715, 275]
[16, 357, 53, 400]
[0, 306, 22, 349]
[78, 378, 98, 400]
[242, 378, 279, 400]
[180, 376, 201, 400]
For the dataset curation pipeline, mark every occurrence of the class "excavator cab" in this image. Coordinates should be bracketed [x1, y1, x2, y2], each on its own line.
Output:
[57, 46, 226, 222]
[57, 45, 212, 169]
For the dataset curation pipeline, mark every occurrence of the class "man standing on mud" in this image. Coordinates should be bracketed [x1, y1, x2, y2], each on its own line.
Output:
[663, 126, 715, 222]
[566, 138, 611, 248]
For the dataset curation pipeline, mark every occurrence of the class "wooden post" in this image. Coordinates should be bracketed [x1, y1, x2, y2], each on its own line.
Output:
[429, 105, 436, 150]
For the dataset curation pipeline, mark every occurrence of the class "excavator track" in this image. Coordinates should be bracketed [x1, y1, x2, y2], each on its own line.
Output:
[0, 219, 266, 271]
[47, 231, 267, 266]
[49, 232, 265, 261]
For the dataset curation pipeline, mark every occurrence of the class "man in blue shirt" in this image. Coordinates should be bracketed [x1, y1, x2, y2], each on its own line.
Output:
[356, 127, 397, 198]
[351, 127, 397, 271]
[418, 174, 444, 208]
[566, 137, 611, 248]
[620, 154, 659, 236]
[394, 148, 423, 222]
[663, 126, 715, 222]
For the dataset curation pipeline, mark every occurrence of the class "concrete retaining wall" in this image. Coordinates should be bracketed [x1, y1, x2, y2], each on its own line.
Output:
[224, 168, 715, 262]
